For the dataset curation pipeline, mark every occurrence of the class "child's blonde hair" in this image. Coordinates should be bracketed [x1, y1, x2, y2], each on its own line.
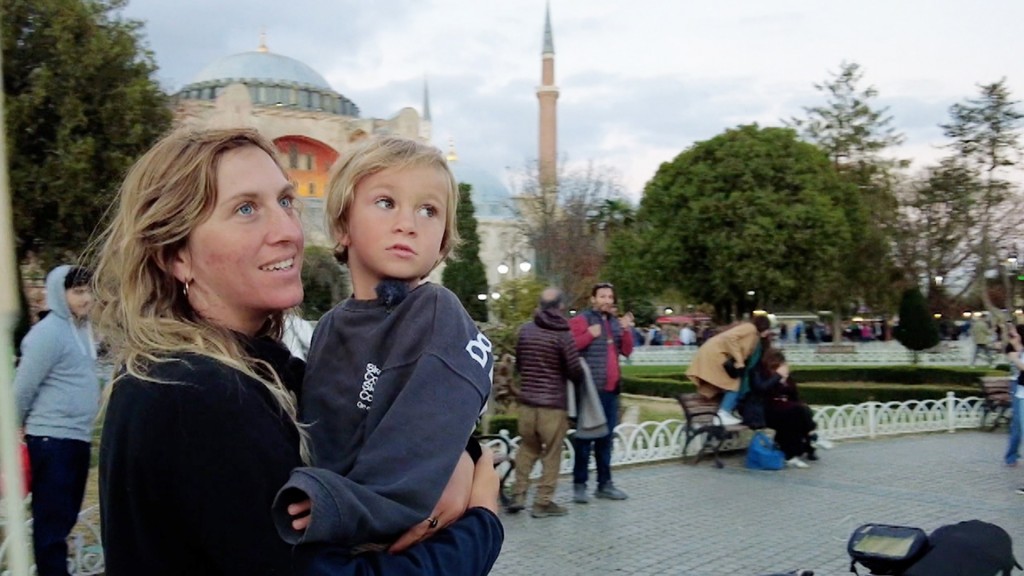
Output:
[325, 135, 461, 270]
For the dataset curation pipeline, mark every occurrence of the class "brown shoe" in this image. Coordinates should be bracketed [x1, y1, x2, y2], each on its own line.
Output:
[505, 493, 526, 514]
[530, 502, 568, 518]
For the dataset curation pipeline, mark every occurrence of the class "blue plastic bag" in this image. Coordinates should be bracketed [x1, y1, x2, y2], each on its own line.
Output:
[745, 431, 785, 470]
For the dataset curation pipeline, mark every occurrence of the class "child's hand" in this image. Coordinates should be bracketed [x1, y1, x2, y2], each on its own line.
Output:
[388, 451, 474, 553]
[288, 499, 312, 531]
[588, 324, 602, 338]
[776, 363, 791, 378]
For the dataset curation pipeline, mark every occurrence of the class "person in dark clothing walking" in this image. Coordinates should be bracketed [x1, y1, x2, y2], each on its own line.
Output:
[568, 282, 634, 503]
[508, 288, 585, 518]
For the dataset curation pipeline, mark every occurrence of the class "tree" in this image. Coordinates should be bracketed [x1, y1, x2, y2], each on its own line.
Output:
[512, 160, 632, 305]
[893, 287, 940, 364]
[442, 183, 488, 321]
[608, 124, 854, 321]
[940, 79, 1023, 314]
[3, 0, 172, 265]
[300, 246, 348, 320]
[788, 62, 906, 328]
[893, 161, 976, 299]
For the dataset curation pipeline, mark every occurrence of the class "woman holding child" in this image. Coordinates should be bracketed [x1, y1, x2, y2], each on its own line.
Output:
[94, 128, 502, 575]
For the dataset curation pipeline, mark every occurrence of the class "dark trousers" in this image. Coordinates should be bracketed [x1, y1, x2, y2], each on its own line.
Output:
[573, 390, 619, 487]
[26, 435, 91, 576]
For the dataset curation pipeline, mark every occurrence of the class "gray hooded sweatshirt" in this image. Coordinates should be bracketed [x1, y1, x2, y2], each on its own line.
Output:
[15, 265, 100, 442]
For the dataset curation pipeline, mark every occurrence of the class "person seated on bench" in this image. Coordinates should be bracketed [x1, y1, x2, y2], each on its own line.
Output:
[686, 316, 772, 426]
[740, 349, 822, 468]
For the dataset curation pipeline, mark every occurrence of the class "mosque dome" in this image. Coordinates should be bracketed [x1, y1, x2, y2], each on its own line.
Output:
[191, 51, 332, 90]
[176, 42, 360, 117]
[450, 162, 515, 221]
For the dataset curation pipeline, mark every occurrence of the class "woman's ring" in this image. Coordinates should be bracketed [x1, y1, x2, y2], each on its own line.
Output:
[427, 517, 439, 529]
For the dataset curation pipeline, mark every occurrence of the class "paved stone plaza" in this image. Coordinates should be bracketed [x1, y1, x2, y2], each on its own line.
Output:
[491, 431, 1024, 575]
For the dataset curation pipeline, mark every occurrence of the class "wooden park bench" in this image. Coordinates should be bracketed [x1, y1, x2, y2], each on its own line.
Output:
[676, 392, 750, 468]
[979, 377, 1014, 431]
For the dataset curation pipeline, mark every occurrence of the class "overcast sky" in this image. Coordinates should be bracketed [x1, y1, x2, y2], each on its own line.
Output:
[119, 0, 1023, 200]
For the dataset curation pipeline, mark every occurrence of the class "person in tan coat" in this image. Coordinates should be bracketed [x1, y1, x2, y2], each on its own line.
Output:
[686, 316, 772, 425]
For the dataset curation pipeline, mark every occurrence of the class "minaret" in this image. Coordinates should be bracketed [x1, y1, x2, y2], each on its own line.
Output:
[421, 77, 433, 142]
[537, 2, 559, 194]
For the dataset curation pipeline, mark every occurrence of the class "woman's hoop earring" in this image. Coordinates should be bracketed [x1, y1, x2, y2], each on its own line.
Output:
[183, 280, 190, 297]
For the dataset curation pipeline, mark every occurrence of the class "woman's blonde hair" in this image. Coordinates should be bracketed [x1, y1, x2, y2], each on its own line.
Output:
[325, 135, 461, 268]
[91, 126, 308, 461]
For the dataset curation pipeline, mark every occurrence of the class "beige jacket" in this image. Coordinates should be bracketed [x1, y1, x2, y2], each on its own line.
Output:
[686, 322, 762, 398]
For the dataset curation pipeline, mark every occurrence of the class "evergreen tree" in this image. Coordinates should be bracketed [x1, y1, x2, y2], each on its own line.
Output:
[893, 287, 940, 364]
[940, 79, 1023, 313]
[442, 183, 488, 321]
[788, 61, 906, 331]
[300, 246, 348, 320]
[3, 0, 173, 264]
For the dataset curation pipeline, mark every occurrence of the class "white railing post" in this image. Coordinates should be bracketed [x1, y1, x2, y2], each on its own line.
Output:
[868, 402, 877, 438]
[946, 391, 956, 433]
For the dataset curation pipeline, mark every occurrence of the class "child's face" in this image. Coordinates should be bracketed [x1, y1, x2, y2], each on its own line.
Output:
[338, 165, 449, 299]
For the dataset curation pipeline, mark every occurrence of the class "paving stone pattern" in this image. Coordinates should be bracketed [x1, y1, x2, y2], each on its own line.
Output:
[491, 431, 1024, 576]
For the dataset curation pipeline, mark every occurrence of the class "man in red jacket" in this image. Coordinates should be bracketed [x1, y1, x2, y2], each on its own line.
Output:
[508, 287, 586, 518]
[569, 282, 634, 503]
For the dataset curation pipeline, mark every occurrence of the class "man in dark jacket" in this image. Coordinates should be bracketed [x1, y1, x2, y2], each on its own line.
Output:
[508, 287, 585, 518]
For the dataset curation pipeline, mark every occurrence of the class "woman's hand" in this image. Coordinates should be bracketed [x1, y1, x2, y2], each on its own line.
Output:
[388, 451, 474, 553]
[467, 449, 499, 514]
[776, 362, 791, 378]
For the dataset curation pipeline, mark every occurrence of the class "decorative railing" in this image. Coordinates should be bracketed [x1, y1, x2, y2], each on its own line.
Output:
[484, 392, 989, 478]
[0, 393, 992, 573]
[628, 340, 974, 366]
[0, 504, 103, 576]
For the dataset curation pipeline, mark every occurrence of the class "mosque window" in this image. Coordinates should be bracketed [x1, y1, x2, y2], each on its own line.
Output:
[248, 86, 258, 102]
[312, 92, 321, 110]
[308, 182, 316, 196]
[202, 87, 213, 99]
[299, 90, 310, 108]
[258, 86, 267, 103]
[288, 145, 298, 169]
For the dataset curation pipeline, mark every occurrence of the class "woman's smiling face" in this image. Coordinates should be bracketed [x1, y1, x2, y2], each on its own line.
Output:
[173, 145, 304, 335]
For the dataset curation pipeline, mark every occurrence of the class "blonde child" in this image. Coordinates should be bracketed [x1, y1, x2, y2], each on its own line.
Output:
[273, 136, 493, 550]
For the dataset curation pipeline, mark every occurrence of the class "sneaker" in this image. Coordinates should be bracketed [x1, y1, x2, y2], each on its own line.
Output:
[787, 457, 810, 469]
[1016, 486, 1024, 496]
[573, 483, 590, 504]
[806, 449, 819, 462]
[530, 501, 568, 518]
[505, 493, 526, 514]
[716, 409, 742, 426]
[813, 436, 835, 450]
[595, 482, 629, 500]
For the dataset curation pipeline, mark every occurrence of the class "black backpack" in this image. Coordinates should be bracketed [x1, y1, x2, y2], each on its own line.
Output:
[847, 524, 930, 575]
[903, 520, 1020, 576]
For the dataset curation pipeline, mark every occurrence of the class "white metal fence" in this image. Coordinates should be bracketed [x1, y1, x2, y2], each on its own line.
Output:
[628, 340, 975, 367]
[485, 391, 994, 478]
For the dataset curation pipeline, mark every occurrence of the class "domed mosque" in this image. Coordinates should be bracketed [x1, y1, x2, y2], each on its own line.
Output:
[173, 25, 545, 293]
[172, 33, 431, 247]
